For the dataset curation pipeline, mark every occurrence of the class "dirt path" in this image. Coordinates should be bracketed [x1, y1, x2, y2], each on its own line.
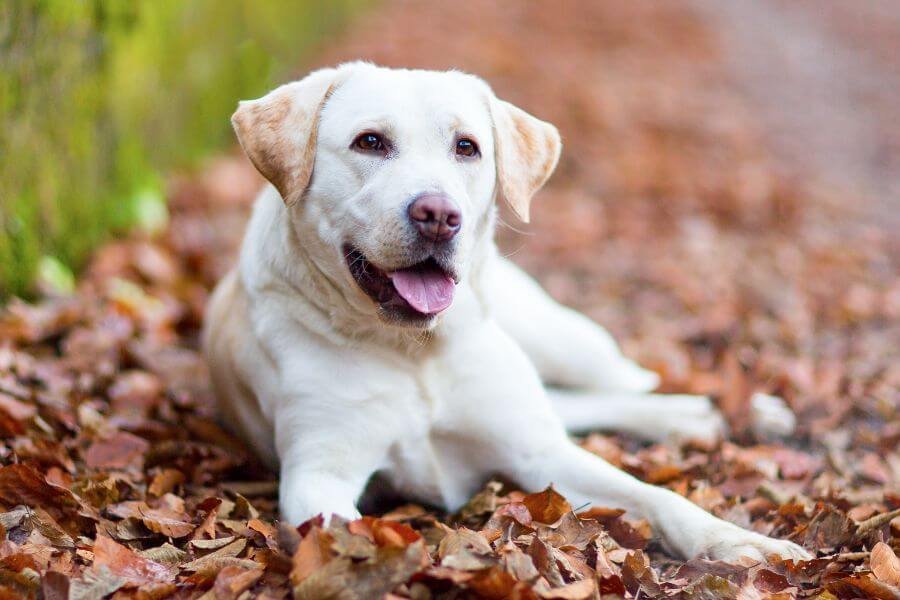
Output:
[695, 0, 900, 225]
[0, 2, 897, 597]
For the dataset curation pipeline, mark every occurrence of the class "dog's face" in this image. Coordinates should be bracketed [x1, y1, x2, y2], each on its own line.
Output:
[232, 63, 560, 328]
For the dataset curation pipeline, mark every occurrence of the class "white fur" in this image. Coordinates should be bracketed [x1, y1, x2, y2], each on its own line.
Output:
[203, 63, 808, 562]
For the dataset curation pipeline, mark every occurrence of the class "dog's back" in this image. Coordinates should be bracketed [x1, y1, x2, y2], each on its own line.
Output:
[203, 269, 278, 467]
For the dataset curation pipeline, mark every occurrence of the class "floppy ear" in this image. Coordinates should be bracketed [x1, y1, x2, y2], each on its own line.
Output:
[231, 68, 341, 206]
[490, 97, 561, 222]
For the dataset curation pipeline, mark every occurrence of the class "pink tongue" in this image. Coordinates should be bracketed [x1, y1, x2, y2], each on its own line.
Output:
[388, 266, 455, 315]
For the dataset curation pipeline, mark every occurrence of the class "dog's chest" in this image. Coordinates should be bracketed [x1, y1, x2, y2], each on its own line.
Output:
[381, 358, 490, 511]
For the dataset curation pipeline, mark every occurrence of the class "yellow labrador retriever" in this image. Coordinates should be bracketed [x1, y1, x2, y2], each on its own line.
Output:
[203, 62, 808, 561]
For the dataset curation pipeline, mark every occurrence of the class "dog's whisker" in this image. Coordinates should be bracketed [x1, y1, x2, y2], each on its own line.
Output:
[502, 244, 527, 259]
[497, 214, 535, 236]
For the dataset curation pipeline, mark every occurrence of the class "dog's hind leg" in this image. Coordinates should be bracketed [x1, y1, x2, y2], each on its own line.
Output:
[548, 389, 796, 441]
[486, 253, 659, 393]
[486, 254, 797, 439]
[548, 389, 727, 443]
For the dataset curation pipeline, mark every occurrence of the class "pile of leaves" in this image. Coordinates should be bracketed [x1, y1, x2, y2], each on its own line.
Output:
[0, 0, 898, 598]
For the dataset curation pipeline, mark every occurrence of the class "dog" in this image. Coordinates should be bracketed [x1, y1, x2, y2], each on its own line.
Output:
[203, 62, 810, 562]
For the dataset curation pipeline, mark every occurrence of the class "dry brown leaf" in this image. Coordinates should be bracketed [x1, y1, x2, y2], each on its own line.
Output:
[0, 393, 36, 436]
[92, 535, 174, 585]
[349, 516, 421, 549]
[190, 535, 236, 550]
[579, 507, 650, 549]
[827, 573, 900, 600]
[621, 550, 662, 598]
[291, 526, 331, 586]
[528, 537, 566, 587]
[522, 486, 572, 524]
[247, 518, 277, 541]
[499, 542, 540, 584]
[108, 501, 195, 538]
[0, 464, 88, 530]
[181, 537, 247, 572]
[147, 469, 185, 497]
[138, 542, 187, 566]
[537, 578, 597, 600]
[294, 542, 426, 600]
[212, 564, 264, 599]
[84, 431, 150, 470]
[40, 571, 69, 600]
[870, 542, 900, 587]
[68, 566, 127, 600]
[467, 566, 517, 599]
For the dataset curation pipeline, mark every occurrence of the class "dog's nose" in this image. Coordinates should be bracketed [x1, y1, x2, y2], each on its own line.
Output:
[408, 193, 461, 242]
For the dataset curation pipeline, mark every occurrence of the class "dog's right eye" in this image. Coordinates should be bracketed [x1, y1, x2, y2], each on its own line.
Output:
[353, 133, 386, 154]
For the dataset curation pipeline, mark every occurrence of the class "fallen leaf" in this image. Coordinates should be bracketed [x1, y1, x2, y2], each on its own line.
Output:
[107, 501, 194, 538]
[212, 564, 264, 599]
[523, 486, 572, 524]
[92, 535, 174, 584]
[84, 431, 150, 470]
[0, 464, 88, 531]
[182, 537, 247, 572]
[621, 550, 662, 598]
[537, 578, 597, 600]
[870, 542, 900, 587]
[294, 541, 427, 599]
[147, 469, 185, 497]
[68, 566, 126, 600]
[291, 526, 331, 586]
[467, 565, 517, 599]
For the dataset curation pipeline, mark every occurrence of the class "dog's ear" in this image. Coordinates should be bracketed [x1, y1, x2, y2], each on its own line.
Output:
[231, 68, 341, 206]
[490, 97, 561, 222]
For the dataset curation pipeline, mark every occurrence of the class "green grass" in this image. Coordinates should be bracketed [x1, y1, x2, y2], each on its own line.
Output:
[0, 0, 363, 298]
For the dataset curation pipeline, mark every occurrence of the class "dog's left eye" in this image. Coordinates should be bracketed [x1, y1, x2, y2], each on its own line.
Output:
[455, 138, 479, 158]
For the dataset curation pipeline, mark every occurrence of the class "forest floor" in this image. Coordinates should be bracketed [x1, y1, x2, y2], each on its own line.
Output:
[0, 1, 897, 598]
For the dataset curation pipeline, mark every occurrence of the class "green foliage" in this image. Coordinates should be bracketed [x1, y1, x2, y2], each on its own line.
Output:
[0, 0, 362, 298]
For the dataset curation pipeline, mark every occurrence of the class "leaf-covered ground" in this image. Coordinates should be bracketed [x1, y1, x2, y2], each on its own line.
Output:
[1, 1, 898, 598]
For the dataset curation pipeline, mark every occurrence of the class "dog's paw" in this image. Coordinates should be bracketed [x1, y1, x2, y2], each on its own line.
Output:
[657, 395, 727, 443]
[697, 525, 811, 563]
[751, 393, 797, 437]
[603, 361, 661, 394]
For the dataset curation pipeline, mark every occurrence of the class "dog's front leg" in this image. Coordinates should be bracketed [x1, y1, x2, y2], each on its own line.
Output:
[485, 254, 659, 392]
[274, 405, 382, 524]
[261, 341, 418, 525]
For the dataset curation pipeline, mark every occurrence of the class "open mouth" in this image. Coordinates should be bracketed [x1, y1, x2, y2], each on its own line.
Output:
[344, 245, 457, 321]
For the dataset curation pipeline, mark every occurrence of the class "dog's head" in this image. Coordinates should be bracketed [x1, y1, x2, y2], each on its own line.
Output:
[232, 63, 560, 327]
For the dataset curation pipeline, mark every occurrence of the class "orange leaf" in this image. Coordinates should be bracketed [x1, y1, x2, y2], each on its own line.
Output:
[147, 469, 185, 497]
[290, 526, 331, 586]
[212, 564, 264, 598]
[372, 519, 421, 548]
[467, 566, 517, 599]
[870, 542, 900, 587]
[522, 486, 571, 524]
[0, 464, 87, 530]
[92, 535, 173, 585]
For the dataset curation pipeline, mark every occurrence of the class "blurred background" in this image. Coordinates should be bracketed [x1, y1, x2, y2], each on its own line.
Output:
[0, 0, 359, 296]
[2, 1, 897, 294]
